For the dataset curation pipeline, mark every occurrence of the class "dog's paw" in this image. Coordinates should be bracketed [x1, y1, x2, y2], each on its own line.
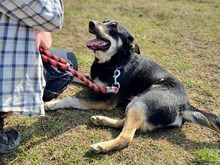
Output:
[90, 116, 104, 126]
[44, 100, 60, 111]
[90, 143, 107, 153]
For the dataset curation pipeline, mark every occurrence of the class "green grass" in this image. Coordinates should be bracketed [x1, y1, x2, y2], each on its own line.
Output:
[1, 0, 220, 164]
[195, 147, 220, 164]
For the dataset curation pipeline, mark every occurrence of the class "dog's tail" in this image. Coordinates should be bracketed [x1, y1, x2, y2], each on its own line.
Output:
[182, 105, 220, 133]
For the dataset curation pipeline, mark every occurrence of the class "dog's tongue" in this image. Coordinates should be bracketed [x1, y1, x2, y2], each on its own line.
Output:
[86, 38, 108, 50]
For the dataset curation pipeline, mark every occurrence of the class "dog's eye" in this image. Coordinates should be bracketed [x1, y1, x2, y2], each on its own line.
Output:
[110, 23, 117, 31]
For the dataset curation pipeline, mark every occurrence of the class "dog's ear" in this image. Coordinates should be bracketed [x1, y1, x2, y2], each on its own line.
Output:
[128, 36, 140, 54]
[130, 40, 140, 54]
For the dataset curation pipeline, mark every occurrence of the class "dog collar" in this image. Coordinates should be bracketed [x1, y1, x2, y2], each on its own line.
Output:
[115, 65, 125, 70]
[103, 64, 125, 71]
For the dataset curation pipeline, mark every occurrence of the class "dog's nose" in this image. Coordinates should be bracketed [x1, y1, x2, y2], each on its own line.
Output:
[89, 21, 97, 29]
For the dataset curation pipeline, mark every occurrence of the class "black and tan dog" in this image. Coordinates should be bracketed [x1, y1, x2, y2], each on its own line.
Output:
[45, 20, 220, 153]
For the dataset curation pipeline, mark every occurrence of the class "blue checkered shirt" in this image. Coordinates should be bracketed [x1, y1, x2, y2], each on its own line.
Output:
[0, 0, 64, 116]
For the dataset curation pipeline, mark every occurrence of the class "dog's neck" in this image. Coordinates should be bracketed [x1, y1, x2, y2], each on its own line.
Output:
[94, 51, 133, 70]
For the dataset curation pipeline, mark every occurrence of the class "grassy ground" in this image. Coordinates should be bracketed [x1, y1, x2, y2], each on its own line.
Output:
[1, 0, 220, 164]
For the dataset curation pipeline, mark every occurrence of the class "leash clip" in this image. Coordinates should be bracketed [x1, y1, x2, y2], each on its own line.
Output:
[113, 68, 121, 90]
[105, 86, 118, 94]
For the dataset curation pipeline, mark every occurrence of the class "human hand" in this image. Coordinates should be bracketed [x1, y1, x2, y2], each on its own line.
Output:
[1, 112, 12, 118]
[35, 30, 52, 50]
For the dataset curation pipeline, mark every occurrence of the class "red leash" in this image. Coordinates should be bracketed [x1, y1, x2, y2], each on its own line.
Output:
[39, 47, 118, 94]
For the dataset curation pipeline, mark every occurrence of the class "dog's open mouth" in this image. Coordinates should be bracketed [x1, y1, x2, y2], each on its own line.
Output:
[86, 37, 110, 51]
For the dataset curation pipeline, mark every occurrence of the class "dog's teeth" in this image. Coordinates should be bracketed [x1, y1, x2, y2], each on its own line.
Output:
[100, 43, 107, 46]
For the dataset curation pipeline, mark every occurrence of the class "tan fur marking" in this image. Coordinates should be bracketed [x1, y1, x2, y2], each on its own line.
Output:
[98, 25, 105, 35]
[90, 116, 125, 128]
[141, 121, 154, 132]
[78, 99, 116, 110]
[90, 107, 144, 153]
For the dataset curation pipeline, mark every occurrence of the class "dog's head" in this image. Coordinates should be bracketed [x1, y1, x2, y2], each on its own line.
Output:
[86, 20, 140, 63]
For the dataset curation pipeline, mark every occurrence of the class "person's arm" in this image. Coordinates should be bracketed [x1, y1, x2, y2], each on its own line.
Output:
[0, 0, 64, 32]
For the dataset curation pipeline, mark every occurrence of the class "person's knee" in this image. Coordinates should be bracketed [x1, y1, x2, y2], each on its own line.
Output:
[43, 49, 78, 102]
[49, 49, 78, 71]
[67, 51, 78, 71]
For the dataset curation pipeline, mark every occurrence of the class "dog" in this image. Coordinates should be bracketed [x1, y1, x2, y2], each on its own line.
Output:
[45, 20, 220, 153]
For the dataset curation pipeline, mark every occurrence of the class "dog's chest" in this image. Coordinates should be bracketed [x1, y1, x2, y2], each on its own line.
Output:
[93, 77, 109, 87]
[90, 66, 116, 87]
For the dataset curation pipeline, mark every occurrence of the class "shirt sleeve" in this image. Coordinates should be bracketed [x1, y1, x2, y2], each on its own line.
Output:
[0, 0, 64, 31]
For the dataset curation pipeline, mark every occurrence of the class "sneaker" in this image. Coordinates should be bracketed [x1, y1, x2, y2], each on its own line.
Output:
[0, 129, 21, 154]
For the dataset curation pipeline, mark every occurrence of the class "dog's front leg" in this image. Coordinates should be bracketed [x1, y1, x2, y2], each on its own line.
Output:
[44, 96, 90, 110]
[44, 96, 117, 111]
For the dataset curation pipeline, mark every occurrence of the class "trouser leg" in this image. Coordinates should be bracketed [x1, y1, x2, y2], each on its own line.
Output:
[43, 49, 78, 102]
